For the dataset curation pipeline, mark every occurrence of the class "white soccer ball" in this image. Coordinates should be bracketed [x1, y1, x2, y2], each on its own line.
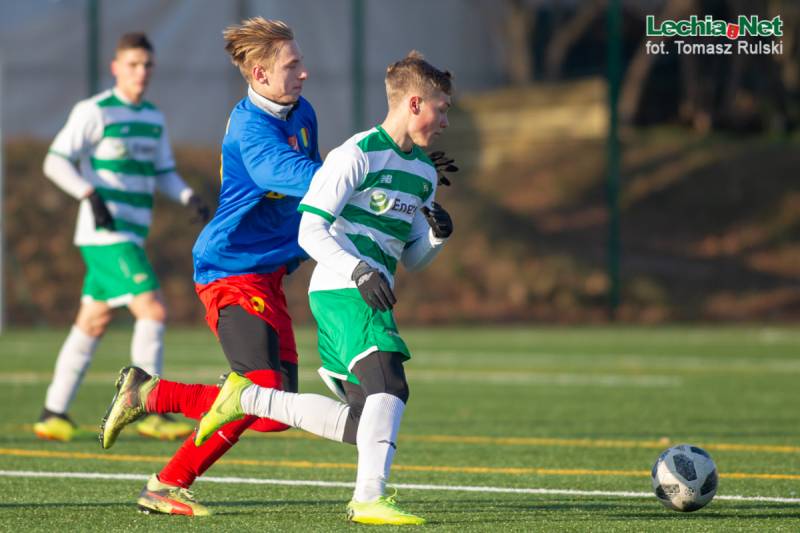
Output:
[651, 444, 718, 512]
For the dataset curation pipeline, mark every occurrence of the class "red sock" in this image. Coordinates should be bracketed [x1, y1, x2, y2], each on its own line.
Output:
[146, 380, 220, 420]
[157, 369, 288, 487]
[245, 369, 282, 388]
[158, 417, 255, 488]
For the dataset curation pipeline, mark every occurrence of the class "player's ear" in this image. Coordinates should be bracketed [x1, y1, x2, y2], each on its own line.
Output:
[252, 64, 267, 85]
[409, 95, 422, 115]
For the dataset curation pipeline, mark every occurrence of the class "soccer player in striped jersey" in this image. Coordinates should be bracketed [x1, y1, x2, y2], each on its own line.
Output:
[35, 33, 208, 443]
[197, 51, 454, 525]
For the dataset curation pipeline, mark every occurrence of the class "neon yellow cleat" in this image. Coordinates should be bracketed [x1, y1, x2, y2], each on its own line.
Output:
[137, 474, 210, 516]
[347, 495, 426, 525]
[34, 414, 77, 442]
[135, 414, 193, 441]
[100, 366, 160, 449]
[194, 372, 251, 446]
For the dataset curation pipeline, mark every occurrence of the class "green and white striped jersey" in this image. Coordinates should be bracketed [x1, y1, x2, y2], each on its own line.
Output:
[48, 88, 188, 246]
[298, 125, 438, 292]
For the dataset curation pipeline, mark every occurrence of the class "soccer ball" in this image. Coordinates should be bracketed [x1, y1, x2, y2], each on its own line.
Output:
[651, 444, 718, 512]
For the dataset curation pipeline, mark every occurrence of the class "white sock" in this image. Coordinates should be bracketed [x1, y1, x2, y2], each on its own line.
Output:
[241, 385, 349, 441]
[131, 319, 164, 375]
[353, 393, 405, 502]
[44, 325, 100, 414]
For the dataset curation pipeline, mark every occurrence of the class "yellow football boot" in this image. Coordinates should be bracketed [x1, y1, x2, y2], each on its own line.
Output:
[135, 414, 193, 441]
[137, 474, 210, 516]
[195, 372, 250, 446]
[34, 413, 77, 442]
[346, 495, 426, 525]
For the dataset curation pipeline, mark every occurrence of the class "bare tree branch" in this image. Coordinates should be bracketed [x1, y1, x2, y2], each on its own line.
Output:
[544, 0, 607, 81]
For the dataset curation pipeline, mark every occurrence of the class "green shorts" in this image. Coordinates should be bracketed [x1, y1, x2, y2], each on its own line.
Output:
[309, 288, 410, 385]
[79, 242, 159, 307]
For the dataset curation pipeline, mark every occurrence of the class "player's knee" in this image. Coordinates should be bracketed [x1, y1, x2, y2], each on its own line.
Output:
[77, 312, 111, 337]
[354, 351, 410, 404]
[361, 371, 409, 403]
[93, 319, 110, 337]
[131, 292, 167, 322]
[144, 300, 167, 322]
[384, 379, 409, 404]
[96, 313, 113, 332]
[80, 322, 105, 337]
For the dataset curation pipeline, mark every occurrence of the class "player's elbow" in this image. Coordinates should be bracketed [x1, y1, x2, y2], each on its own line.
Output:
[42, 153, 57, 180]
[401, 255, 423, 272]
[298, 229, 312, 255]
[297, 214, 318, 254]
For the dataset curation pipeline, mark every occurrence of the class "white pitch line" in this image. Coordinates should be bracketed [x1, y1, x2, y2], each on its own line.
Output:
[1, 470, 799, 504]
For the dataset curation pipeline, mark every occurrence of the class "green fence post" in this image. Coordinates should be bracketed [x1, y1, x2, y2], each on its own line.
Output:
[351, 0, 365, 132]
[87, 0, 100, 96]
[607, 0, 622, 319]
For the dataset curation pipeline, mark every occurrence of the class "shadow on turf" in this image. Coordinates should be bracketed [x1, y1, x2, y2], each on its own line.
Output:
[0, 502, 128, 509]
[420, 499, 800, 521]
[433, 499, 633, 512]
[603, 501, 800, 520]
[191, 499, 345, 516]
[0, 499, 346, 515]
[615, 512, 800, 520]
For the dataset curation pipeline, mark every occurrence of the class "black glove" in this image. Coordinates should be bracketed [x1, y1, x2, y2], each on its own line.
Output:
[428, 150, 459, 186]
[187, 194, 210, 224]
[87, 190, 114, 230]
[420, 202, 453, 239]
[351, 260, 396, 312]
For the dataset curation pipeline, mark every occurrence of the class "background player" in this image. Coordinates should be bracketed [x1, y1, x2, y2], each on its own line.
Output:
[36, 32, 208, 443]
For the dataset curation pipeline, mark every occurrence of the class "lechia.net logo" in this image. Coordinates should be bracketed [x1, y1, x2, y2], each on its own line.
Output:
[645, 15, 784, 55]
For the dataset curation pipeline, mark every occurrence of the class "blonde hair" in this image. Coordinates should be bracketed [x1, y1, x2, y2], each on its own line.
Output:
[385, 50, 453, 107]
[223, 17, 294, 81]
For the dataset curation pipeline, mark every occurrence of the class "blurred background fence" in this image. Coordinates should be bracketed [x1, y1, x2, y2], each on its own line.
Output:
[1, 0, 798, 326]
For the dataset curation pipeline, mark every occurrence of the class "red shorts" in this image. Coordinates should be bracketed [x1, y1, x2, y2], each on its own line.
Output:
[195, 269, 298, 364]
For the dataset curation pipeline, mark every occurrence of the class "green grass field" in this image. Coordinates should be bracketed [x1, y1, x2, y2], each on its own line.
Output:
[1, 325, 799, 531]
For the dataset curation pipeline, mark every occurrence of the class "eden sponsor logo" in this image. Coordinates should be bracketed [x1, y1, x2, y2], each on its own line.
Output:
[392, 199, 417, 217]
[646, 15, 783, 39]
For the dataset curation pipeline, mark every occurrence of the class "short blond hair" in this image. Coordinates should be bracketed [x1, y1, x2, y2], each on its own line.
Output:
[223, 17, 294, 81]
[385, 50, 453, 107]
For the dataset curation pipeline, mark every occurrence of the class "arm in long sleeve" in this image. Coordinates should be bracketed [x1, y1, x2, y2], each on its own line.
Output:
[42, 152, 93, 200]
[45, 99, 102, 199]
[298, 212, 361, 278]
[155, 170, 194, 205]
[401, 203, 448, 271]
[401, 230, 447, 272]
[240, 122, 321, 197]
[296, 144, 368, 277]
